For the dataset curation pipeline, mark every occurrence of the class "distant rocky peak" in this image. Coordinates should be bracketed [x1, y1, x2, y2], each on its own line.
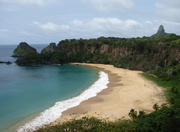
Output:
[151, 25, 169, 38]
[157, 25, 165, 34]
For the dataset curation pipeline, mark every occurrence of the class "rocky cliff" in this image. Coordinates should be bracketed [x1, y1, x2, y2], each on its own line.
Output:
[15, 37, 180, 72]
[41, 43, 57, 54]
[36, 36, 180, 71]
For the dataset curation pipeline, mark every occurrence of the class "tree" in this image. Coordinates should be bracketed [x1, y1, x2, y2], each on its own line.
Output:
[138, 111, 145, 118]
[129, 109, 137, 119]
[153, 104, 159, 111]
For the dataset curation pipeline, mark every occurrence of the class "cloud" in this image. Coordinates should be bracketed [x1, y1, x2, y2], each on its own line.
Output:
[156, 0, 180, 22]
[33, 21, 70, 31]
[33, 18, 143, 37]
[145, 21, 153, 25]
[72, 18, 142, 37]
[83, 0, 134, 12]
[86, 18, 142, 37]
[35, 18, 180, 39]
[0, 0, 54, 6]
[20, 31, 41, 37]
[0, 29, 8, 32]
[72, 20, 83, 26]
[87, 18, 140, 31]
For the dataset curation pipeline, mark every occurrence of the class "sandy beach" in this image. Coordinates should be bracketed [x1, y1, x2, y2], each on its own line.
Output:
[52, 63, 166, 125]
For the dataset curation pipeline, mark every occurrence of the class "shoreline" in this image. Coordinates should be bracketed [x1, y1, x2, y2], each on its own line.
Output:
[17, 66, 109, 132]
[51, 63, 166, 125]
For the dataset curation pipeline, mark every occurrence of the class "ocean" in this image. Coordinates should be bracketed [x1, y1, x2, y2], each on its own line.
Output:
[0, 45, 109, 132]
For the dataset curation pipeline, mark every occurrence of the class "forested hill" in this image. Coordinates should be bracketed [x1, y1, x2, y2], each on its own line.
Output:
[16, 34, 180, 71]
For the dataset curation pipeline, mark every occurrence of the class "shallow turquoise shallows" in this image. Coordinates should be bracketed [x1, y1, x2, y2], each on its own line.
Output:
[0, 45, 98, 132]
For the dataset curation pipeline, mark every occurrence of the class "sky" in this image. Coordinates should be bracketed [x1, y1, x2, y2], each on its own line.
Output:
[0, 0, 180, 44]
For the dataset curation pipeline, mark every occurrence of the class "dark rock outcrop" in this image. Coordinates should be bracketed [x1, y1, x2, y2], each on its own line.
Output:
[0, 61, 12, 65]
[13, 42, 37, 57]
[151, 25, 170, 38]
[41, 43, 57, 54]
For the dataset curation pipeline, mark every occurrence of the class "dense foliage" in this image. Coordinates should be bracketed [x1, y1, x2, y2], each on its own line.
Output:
[13, 42, 37, 57]
[16, 35, 180, 69]
[16, 52, 68, 66]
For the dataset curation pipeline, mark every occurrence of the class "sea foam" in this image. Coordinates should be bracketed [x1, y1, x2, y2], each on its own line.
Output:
[17, 71, 109, 132]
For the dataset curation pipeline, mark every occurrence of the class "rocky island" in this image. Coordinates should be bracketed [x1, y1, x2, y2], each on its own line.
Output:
[13, 42, 37, 57]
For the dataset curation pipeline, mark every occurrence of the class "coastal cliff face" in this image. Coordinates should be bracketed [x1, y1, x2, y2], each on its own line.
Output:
[41, 43, 57, 54]
[13, 42, 37, 57]
[15, 36, 180, 71]
[39, 38, 180, 71]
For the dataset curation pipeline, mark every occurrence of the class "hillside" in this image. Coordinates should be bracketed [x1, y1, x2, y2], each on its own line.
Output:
[16, 36, 180, 69]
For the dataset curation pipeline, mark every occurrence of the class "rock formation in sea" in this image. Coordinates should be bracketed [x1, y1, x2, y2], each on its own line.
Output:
[0, 61, 12, 65]
[13, 42, 37, 57]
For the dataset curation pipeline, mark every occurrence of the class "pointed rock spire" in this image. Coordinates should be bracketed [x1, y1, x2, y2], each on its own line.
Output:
[157, 25, 165, 34]
[151, 25, 169, 38]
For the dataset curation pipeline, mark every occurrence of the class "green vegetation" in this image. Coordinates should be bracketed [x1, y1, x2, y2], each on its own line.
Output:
[141, 65, 180, 108]
[36, 117, 134, 132]
[36, 104, 180, 132]
[16, 35, 180, 69]
[16, 52, 68, 66]
[13, 42, 37, 57]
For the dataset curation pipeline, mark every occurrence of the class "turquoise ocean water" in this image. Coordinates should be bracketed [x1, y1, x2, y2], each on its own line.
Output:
[0, 45, 98, 132]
